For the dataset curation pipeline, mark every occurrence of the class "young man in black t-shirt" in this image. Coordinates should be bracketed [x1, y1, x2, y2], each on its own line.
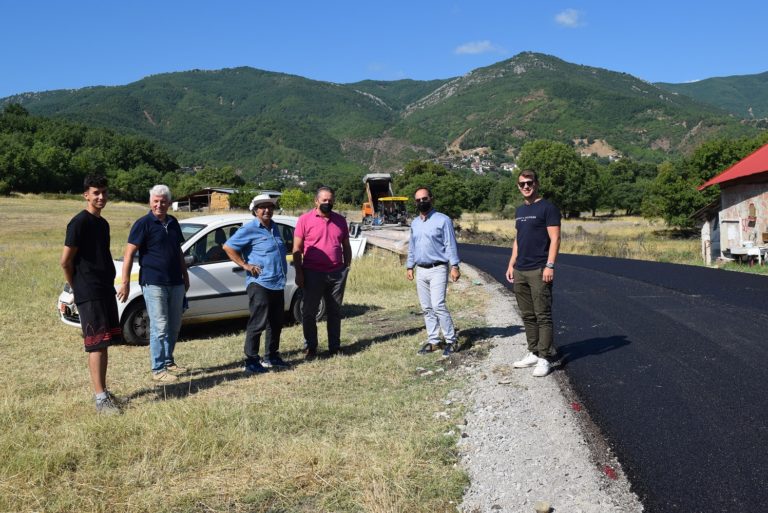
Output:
[505, 169, 561, 377]
[61, 175, 123, 414]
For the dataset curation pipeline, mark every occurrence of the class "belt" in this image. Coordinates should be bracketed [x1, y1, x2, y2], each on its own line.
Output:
[417, 262, 447, 268]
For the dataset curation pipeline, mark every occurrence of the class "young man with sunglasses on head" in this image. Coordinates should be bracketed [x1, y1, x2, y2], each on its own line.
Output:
[406, 187, 461, 357]
[505, 170, 561, 377]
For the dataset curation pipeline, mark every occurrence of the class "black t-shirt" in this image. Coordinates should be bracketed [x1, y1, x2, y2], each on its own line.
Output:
[514, 199, 561, 271]
[64, 210, 117, 303]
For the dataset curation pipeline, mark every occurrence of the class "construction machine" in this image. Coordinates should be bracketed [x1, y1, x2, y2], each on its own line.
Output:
[361, 173, 409, 226]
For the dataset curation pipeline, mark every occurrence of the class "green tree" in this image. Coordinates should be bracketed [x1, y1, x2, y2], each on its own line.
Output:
[279, 188, 313, 212]
[593, 159, 653, 215]
[641, 160, 714, 229]
[3, 103, 28, 116]
[229, 189, 259, 209]
[172, 174, 205, 198]
[112, 165, 163, 202]
[516, 140, 597, 217]
[394, 160, 465, 219]
[642, 134, 768, 228]
[196, 166, 245, 187]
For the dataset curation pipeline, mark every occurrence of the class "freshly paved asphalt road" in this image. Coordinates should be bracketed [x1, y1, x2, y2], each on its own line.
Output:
[460, 243, 768, 513]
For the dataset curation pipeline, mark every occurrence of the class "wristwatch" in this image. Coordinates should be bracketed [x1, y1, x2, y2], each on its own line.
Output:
[545, 262, 555, 269]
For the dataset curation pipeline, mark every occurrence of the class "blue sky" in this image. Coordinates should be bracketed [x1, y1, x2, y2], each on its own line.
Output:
[2, 0, 767, 99]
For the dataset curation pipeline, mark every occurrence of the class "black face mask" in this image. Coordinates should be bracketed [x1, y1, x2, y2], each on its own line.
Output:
[417, 201, 432, 213]
[319, 203, 333, 214]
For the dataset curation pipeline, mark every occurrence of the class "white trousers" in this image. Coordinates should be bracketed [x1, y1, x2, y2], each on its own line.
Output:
[416, 265, 457, 345]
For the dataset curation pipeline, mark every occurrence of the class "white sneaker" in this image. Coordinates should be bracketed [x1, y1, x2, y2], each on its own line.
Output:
[532, 358, 551, 377]
[513, 352, 539, 368]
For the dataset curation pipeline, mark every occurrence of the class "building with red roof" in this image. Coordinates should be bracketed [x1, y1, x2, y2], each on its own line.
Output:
[697, 142, 768, 264]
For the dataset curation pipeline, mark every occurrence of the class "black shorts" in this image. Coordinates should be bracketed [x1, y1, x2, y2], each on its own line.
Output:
[78, 297, 122, 352]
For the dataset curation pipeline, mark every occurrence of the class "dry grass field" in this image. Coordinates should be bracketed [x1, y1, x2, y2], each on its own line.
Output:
[0, 195, 488, 513]
[461, 212, 701, 264]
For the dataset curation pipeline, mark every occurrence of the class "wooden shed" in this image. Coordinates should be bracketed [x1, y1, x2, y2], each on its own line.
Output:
[172, 188, 237, 212]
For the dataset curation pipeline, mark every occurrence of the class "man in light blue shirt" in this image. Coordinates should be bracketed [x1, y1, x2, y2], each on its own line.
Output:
[406, 187, 461, 357]
[224, 194, 289, 373]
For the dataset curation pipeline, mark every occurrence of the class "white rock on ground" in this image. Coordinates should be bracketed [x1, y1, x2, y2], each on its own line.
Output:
[455, 266, 644, 513]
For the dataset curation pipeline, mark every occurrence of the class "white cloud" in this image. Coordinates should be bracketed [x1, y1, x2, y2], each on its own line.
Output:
[455, 40, 505, 55]
[555, 9, 585, 28]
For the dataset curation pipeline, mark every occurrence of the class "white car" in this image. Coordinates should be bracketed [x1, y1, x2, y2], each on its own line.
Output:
[57, 213, 324, 345]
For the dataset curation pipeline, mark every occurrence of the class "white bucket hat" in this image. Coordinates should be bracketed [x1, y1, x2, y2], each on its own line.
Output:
[249, 193, 278, 211]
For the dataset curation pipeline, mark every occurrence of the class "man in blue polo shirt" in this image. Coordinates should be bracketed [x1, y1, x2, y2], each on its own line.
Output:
[224, 193, 289, 373]
[118, 185, 190, 383]
[406, 187, 461, 357]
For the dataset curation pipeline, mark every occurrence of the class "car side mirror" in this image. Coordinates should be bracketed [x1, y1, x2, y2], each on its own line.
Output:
[184, 255, 196, 266]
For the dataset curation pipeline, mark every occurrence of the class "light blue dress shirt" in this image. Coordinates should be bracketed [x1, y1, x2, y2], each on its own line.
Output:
[406, 210, 460, 269]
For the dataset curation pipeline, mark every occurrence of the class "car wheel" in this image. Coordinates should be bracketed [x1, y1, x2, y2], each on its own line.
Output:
[122, 299, 150, 346]
[290, 289, 326, 324]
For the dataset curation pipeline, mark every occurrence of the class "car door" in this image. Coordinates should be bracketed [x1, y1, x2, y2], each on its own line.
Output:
[273, 221, 297, 311]
[184, 223, 249, 317]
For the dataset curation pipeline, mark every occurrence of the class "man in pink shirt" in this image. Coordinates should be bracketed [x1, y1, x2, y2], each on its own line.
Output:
[293, 186, 352, 358]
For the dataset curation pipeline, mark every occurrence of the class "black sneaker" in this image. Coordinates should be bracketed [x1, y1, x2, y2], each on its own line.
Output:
[244, 360, 268, 375]
[442, 344, 455, 358]
[417, 343, 435, 355]
[262, 355, 290, 369]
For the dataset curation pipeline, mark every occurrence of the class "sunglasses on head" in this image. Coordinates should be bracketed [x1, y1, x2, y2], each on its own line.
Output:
[517, 180, 535, 189]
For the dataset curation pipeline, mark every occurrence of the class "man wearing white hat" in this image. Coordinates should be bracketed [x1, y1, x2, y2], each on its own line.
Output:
[223, 193, 289, 373]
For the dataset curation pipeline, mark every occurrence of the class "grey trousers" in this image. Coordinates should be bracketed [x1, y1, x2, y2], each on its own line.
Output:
[416, 265, 457, 345]
[513, 267, 555, 358]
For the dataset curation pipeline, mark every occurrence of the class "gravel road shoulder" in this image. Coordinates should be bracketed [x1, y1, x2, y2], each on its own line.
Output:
[455, 265, 644, 513]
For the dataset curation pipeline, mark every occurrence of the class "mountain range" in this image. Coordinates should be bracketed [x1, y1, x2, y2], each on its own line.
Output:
[655, 71, 768, 119]
[3, 52, 765, 180]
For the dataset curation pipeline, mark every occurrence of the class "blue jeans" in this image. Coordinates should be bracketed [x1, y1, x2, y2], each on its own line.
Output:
[143, 284, 185, 373]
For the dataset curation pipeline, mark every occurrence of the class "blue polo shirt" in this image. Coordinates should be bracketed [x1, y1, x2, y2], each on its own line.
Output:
[127, 211, 185, 286]
[406, 210, 460, 269]
[225, 219, 287, 290]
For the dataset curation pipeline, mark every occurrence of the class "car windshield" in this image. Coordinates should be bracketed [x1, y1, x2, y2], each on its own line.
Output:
[180, 223, 206, 242]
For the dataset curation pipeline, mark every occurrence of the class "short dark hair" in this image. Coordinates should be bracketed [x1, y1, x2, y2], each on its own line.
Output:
[83, 174, 108, 192]
[315, 186, 335, 199]
[518, 169, 538, 182]
[414, 186, 432, 198]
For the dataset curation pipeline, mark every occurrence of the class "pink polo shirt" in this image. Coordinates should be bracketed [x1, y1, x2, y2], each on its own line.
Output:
[295, 209, 349, 272]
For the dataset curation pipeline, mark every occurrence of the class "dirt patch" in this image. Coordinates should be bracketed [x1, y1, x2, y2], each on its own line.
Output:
[573, 138, 621, 158]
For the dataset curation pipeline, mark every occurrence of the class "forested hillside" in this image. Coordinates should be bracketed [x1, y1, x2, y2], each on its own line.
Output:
[3, 53, 761, 182]
[656, 71, 768, 119]
[395, 53, 755, 161]
[0, 104, 177, 200]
